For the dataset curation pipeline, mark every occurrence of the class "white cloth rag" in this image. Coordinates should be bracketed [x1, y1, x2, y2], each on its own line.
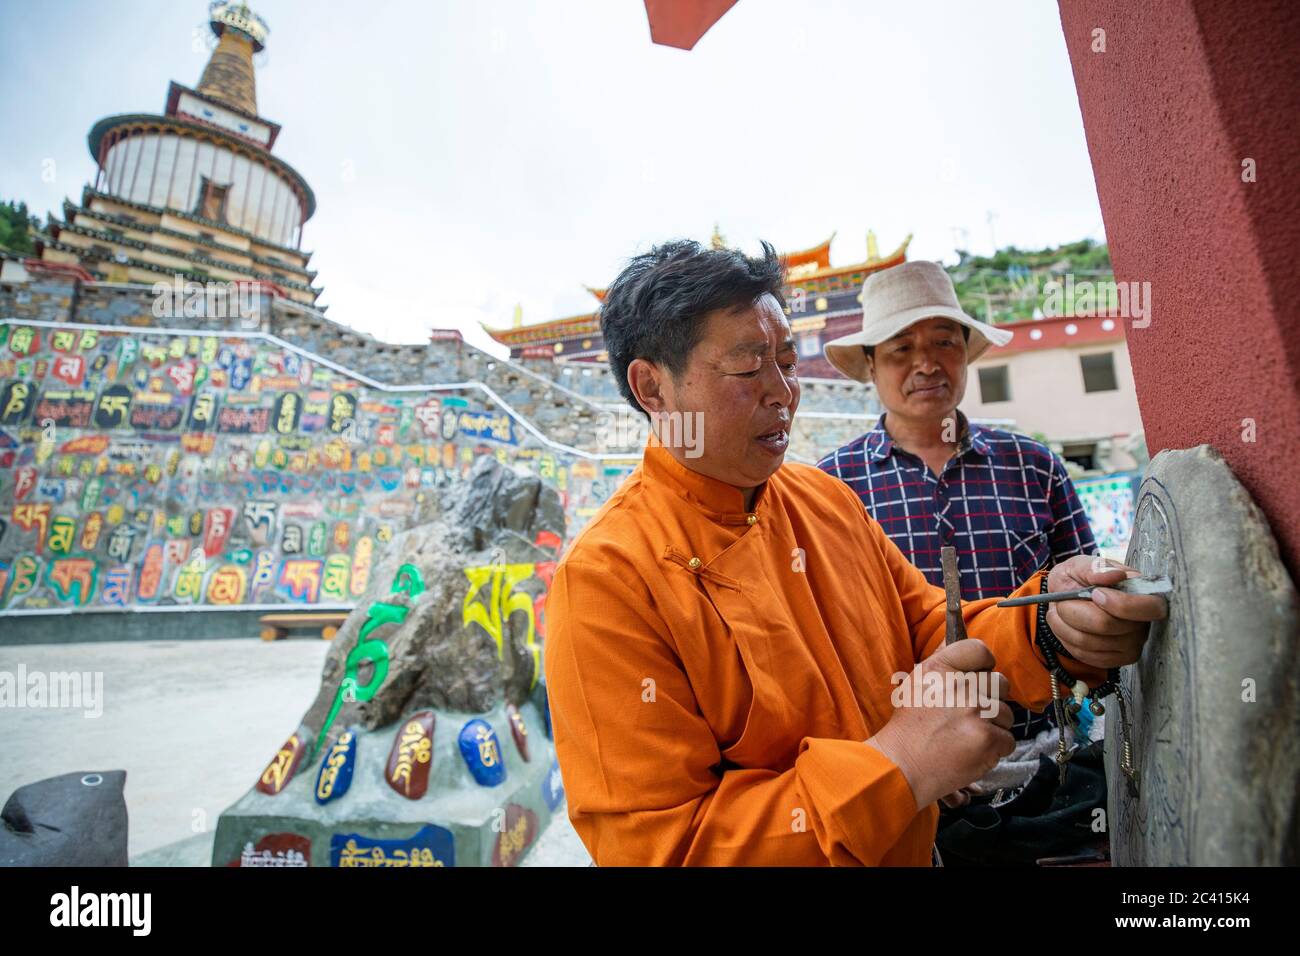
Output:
[965, 713, 1106, 796]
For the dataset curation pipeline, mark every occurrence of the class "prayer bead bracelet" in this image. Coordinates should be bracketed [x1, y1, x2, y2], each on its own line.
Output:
[1035, 573, 1075, 661]
[1034, 571, 1121, 708]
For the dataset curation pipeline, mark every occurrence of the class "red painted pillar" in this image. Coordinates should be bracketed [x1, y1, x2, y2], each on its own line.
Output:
[1059, 0, 1300, 576]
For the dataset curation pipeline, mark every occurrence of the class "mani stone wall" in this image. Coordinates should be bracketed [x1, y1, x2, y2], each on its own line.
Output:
[2, 270, 875, 460]
[213, 457, 566, 867]
[0, 318, 631, 614]
[1109, 445, 1299, 865]
[1, 272, 632, 456]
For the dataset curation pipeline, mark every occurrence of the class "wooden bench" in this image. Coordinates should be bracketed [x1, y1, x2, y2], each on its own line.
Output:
[259, 612, 349, 642]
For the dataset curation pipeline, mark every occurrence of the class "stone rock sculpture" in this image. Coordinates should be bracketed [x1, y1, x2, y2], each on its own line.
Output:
[213, 455, 567, 866]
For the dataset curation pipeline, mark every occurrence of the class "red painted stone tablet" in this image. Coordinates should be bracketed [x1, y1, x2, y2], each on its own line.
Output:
[506, 703, 530, 763]
[492, 804, 538, 867]
[255, 728, 309, 796]
[385, 711, 435, 799]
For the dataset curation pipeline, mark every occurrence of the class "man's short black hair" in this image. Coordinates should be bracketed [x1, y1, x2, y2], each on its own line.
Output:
[863, 323, 970, 360]
[600, 239, 786, 415]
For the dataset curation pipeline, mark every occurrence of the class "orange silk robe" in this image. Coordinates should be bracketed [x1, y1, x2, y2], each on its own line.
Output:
[544, 443, 1106, 866]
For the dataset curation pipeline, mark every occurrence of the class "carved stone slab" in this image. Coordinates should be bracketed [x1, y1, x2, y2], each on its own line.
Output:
[1108, 445, 1299, 865]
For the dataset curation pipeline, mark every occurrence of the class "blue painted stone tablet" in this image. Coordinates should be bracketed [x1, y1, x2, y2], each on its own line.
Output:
[540, 684, 553, 740]
[329, 823, 454, 868]
[458, 718, 507, 787]
[314, 728, 357, 805]
[542, 758, 565, 811]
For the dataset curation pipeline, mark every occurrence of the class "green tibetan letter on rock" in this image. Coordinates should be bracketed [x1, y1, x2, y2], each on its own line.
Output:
[314, 563, 425, 754]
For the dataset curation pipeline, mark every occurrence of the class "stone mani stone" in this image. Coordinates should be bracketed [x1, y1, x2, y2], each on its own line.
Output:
[459, 718, 507, 787]
[506, 703, 530, 762]
[314, 728, 358, 805]
[228, 832, 311, 868]
[542, 758, 565, 812]
[329, 823, 455, 868]
[492, 803, 539, 867]
[215, 456, 568, 864]
[299, 455, 563, 730]
[255, 727, 311, 796]
[1107, 446, 1300, 866]
[385, 711, 435, 800]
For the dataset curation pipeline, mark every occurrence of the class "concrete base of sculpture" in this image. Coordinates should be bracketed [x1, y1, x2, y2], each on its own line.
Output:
[212, 455, 569, 867]
[212, 692, 562, 867]
[1108, 445, 1299, 865]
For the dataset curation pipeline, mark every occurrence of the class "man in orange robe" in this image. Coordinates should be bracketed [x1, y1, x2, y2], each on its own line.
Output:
[544, 240, 1163, 866]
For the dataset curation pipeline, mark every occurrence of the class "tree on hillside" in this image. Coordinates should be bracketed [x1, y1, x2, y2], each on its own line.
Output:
[947, 238, 1114, 325]
[0, 200, 41, 254]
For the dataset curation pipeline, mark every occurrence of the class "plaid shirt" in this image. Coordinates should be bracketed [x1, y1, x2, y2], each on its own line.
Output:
[817, 414, 1096, 599]
[817, 413, 1098, 738]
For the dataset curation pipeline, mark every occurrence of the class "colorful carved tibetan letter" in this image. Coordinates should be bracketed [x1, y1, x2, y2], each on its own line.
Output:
[459, 718, 506, 787]
[314, 729, 358, 805]
[492, 804, 539, 867]
[385, 711, 434, 800]
[329, 823, 454, 868]
[228, 832, 311, 867]
[314, 563, 424, 754]
[255, 727, 310, 796]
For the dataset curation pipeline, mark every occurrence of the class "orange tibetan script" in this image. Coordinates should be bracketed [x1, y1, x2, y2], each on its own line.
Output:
[545, 443, 1105, 866]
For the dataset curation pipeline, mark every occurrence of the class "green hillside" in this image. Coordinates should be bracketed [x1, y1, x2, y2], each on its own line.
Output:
[948, 239, 1113, 325]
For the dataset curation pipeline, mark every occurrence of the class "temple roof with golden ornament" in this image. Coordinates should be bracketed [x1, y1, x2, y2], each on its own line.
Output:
[485, 312, 602, 347]
[782, 233, 835, 273]
[482, 230, 910, 348]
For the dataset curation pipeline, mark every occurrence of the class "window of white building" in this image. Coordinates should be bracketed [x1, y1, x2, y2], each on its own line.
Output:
[1080, 352, 1118, 392]
[978, 365, 1011, 403]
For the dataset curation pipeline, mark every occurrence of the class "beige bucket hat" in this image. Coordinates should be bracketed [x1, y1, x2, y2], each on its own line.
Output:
[822, 260, 1013, 383]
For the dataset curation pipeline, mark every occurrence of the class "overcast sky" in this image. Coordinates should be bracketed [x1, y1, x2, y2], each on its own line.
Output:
[1, 0, 1105, 356]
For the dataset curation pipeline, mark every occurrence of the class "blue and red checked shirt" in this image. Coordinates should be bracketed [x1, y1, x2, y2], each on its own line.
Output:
[816, 414, 1097, 601]
[817, 413, 1098, 739]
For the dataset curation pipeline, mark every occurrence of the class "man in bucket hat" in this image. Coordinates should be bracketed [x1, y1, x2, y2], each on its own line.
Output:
[817, 261, 1103, 864]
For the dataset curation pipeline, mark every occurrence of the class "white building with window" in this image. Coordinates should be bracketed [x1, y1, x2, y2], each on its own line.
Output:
[959, 313, 1143, 470]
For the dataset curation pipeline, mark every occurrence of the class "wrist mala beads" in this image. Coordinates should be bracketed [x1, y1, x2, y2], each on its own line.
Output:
[1033, 571, 1140, 796]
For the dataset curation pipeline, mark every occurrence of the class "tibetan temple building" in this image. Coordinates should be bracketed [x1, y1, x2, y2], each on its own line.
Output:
[32, 2, 321, 307]
[484, 228, 912, 380]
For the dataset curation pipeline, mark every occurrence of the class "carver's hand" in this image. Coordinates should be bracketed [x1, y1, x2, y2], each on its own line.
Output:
[1046, 556, 1167, 669]
[866, 640, 1013, 811]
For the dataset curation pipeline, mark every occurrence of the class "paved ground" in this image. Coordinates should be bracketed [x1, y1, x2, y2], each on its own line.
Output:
[0, 637, 591, 866]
